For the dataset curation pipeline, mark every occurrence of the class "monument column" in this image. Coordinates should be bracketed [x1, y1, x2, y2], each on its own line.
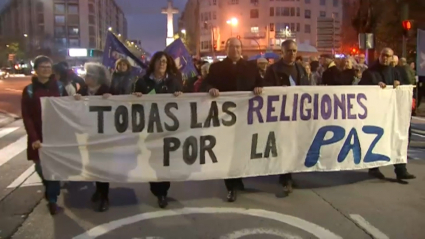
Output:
[162, 0, 179, 47]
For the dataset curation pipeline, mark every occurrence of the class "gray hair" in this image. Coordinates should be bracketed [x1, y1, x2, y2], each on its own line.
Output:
[84, 62, 111, 86]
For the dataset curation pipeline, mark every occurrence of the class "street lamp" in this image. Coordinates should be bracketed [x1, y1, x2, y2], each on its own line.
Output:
[226, 17, 238, 26]
[118, 34, 121, 37]
[108, 27, 112, 31]
[181, 29, 186, 34]
[23, 34, 28, 37]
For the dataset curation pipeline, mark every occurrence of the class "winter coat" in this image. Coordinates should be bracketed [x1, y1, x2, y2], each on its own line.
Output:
[264, 59, 310, 86]
[134, 73, 183, 94]
[109, 71, 137, 95]
[77, 84, 110, 96]
[21, 76, 68, 161]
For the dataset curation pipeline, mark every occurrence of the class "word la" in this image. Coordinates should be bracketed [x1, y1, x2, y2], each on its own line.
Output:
[304, 125, 390, 167]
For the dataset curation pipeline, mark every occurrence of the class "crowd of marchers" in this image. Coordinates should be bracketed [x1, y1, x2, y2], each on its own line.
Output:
[21, 37, 416, 217]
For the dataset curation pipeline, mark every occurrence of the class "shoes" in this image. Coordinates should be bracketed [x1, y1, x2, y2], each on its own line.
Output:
[97, 198, 109, 212]
[282, 179, 294, 196]
[48, 202, 60, 215]
[227, 190, 237, 202]
[368, 168, 385, 179]
[157, 196, 168, 208]
[396, 172, 416, 180]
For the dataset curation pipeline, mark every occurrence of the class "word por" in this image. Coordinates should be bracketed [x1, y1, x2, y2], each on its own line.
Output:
[248, 93, 367, 124]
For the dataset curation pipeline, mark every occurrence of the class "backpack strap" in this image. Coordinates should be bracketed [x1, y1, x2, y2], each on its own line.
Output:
[56, 81, 64, 96]
[26, 84, 33, 98]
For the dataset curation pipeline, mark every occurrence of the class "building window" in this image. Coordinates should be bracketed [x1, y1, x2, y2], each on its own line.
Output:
[283, 7, 290, 16]
[88, 4, 95, 14]
[320, 0, 326, 5]
[89, 37, 96, 48]
[89, 15, 95, 24]
[304, 10, 311, 19]
[212, 11, 216, 20]
[230, 0, 239, 4]
[320, 11, 326, 17]
[296, 23, 300, 32]
[250, 9, 259, 18]
[251, 26, 259, 33]
[54, 26, 66, 36]
[54, 15, 65, 25]
[37, 14, 44, 24]
[251, 0, 258, 4]
[305, 24, 311, 33]
[290, 7, 295, 16]
[213, 0, 217, 5]
[89, 26, 95, 36]
[68, 4, 78, 14]
[333, 0, 338, 7]
[68, 27, 79, 36]
[69, 39, 80, 47]
[38, 25, 44, 33]
[333, 12, 339, 18]
[36, 1, 43, 12]
[296, 7, 300, 16]
[55, 38, 67, 46]
[270, 7, 274, 16]
[54, 3, 65, 14]
[269, 23, 274, 31]
[276, 7, 282, 16]
[68, 15, 79, 25]
[305, 0, 310, 3]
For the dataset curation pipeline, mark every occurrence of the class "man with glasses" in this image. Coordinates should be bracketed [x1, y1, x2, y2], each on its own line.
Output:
[359, 47, 416, 181]
[264, 39, 309, 196]
[356, 53, 368, 73]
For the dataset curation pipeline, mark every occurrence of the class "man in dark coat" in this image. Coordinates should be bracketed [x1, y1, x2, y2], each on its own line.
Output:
[359, 47, 415, 181]
[320, 54, 341, 85]
[21, 56, 68, 215]
[263, 39, 309, 196]
[202, 37, 263, 202]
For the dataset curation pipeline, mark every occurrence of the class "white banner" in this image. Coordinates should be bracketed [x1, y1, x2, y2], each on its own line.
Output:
[39, 86, 412, 182]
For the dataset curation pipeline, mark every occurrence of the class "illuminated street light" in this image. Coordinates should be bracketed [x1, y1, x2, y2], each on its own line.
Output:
[6, 45, 9, 48]
[181, 29, 186, 34]
[118, 34, 121, 37]
[23, 34, 28, 37]
[108, 27, 112, 31]
[226, 18, 238, 26]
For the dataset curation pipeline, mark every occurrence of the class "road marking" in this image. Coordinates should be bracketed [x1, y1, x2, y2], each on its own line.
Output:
[73, 207, 342, 239]
[220, 228, 303, 239]
[413, 133, 425, 138]
[0, 136, 27, 167]
[4, 88, 22, 93]
[7, 165, 40, 188]
[0, 127, 18, 139]
[413, 116, 425, 121]
[349, 214, 389, 239]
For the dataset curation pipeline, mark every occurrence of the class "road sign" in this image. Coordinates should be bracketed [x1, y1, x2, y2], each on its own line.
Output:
[8, 54, 15, 61]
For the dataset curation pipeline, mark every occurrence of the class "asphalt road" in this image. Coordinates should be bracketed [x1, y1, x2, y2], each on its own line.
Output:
[0, 76, 31, 117]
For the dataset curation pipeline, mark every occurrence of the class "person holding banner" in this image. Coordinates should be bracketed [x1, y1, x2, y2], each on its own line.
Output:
[74, 62, 113, 212]
[21, 55, 68, 215]
[264, 39, 309, 196]
[109, 58, 137, 95]
[202, 37, 263, 202]
[359, 47, 415, 181]
[133, 51, 183, 208]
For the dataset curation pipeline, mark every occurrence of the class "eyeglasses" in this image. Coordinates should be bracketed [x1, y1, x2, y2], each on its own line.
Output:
[381, 54, 393, 58]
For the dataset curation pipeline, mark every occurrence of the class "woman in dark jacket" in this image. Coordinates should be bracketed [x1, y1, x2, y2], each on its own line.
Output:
[21, 55, 68, 215]
[134, 51, 183, 209]
[339, 57, 357, 85]
[109, 58, 137, 95]
[74, 62, 111, 212]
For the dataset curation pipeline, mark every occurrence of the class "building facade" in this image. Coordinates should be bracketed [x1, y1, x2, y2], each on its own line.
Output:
[0, 0, 127, 61]
[180, 0, 343, 57]
[178, 0, 201, 56]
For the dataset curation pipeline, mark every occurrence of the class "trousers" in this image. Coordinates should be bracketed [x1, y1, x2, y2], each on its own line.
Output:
[224, 178, 244, 191]
[34, 161, 60, 203]
[149, 182, 170, 197]
[95, 182, 109, 199]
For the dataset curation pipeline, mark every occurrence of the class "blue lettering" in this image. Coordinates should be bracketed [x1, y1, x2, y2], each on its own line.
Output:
[337, 128, 361, 164]
[362, 126, 390, 163]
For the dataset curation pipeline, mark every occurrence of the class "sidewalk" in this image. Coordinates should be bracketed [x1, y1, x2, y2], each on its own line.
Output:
[0, 110, 18, 128]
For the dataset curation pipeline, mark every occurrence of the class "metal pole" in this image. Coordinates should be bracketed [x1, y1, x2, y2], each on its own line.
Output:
[402, 35, 407, 58]
[211, 26, 216, 60]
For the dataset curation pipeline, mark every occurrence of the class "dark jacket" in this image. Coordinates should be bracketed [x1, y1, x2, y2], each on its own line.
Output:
[109, 71, 137, 95]
[67, 69, 86, 90]
[340, 69, 356, 85]
[201, 57, 263, 92]
[359, 61, 401, 85]
[21, 76, 68, 161]
[134, 73, 183, 94]
[264, 59, 309, 86]
[322, 63, 342, 85]
[77, 84, 110, 96]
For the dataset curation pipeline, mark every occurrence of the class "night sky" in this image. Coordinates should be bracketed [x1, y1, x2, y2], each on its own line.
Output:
[0, 0, 188, 54]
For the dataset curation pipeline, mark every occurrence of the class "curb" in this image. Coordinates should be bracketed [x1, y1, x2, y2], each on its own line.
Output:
[0, 110, 20, 128]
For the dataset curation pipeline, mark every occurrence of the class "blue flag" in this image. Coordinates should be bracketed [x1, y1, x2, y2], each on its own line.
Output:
[417, 29, 425, 76]
[164, 38, 198, 81]
[102, 32, 147, 77]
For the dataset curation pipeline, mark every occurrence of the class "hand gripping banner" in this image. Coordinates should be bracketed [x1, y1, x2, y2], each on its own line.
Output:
[39, 86, 412, 182]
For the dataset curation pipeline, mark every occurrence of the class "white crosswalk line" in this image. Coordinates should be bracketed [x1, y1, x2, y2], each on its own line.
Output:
[7, 165, 37, 188]
[0, 127, 19, 139]
[0, 135, 27, 167]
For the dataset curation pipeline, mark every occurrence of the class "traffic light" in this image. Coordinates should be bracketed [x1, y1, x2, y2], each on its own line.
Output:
[350, 48, 358, 55]
[402, 20, 413, 38]
[236, 35, 241, 40]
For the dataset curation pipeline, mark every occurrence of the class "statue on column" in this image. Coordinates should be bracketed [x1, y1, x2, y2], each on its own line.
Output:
[352, 0, 377, 34]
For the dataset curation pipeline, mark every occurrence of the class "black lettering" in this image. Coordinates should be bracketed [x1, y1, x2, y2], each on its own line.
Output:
[183, 136, 198, 165]
[190, 102, 202, 128]
[222, 101, 237, 126]
[200, 135, 217, 164]
[204, 101, 220, 127]
[114, 105, 128, 133]
[163, 137, 181, 166]
[164, 102, 179, 131]
[264, 131, 277, 158]
[250, 133, 262, 159]
[89, 106, 112, 133]
[147, 103, 163, 133]
[132, 104, 145, 133]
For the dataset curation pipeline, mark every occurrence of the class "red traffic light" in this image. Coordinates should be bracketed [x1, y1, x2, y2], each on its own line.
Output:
[236, 35, 241, 40]
[402, 20, 412, 30]
[350, 48, 358, 54]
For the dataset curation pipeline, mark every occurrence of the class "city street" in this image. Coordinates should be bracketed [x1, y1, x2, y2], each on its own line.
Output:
[0, 118, 424, 239]
[0, 76, 31, 117]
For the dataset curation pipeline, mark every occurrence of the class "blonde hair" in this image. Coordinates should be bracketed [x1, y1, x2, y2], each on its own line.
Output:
[201, 63, 210, 75]
[84, 62, 111, 87]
